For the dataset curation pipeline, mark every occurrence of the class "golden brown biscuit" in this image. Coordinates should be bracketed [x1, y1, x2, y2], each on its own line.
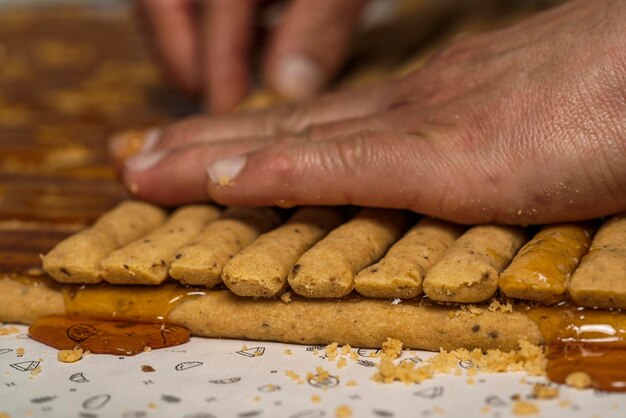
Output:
[355, 218, 464, 298]
[222, 207, 345, 297]
[424, 225, 527, 303]
[569, 214, 626, 309]
[289, 208, 413, 298]
[100, 205, 219, 285]
[499, 223, 595, 304]
[0, 275, 542, 351]
[169, 207, 282, 287]
[41, 201, 167, 284]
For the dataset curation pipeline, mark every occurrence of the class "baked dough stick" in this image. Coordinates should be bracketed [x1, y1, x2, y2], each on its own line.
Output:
[222, 207, 345, 297]
[289, 208, 413, 298]
[354, 218, 464, 299]
[570, 213, 626, 309]
[499, 223, 596, 304]
[0, 276, 543, 351]
[424, 225, 528, 303]
[41, 201, 167, 284]
[169, 207, 282, 287]
[100, 205, 219, 285]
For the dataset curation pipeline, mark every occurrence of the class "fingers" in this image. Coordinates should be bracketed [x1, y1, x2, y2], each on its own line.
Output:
[122, 138, 274, 206]
[109, 80, 403, 161]
[203, 0, 257, 113]
[264, 0, 367, 101]
[203, 131, 493, 219]
[138, 0, 200, 94]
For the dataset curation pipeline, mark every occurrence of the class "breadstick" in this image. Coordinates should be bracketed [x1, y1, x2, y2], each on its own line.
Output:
[222, 207, 345, 297]
[499, 223, 595, 304]
[355, 218, 464, 298]
[100, 205, 219, 285]
[424, 225, 527, 303]
[0, 275, 542, 351]
[289, 208, 412, 298]
[41, 201, 166, 284]
[169, 207, 282, 287]
[570, 214, 626, 309]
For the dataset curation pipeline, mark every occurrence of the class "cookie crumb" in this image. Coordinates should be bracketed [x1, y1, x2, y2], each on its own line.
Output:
[337, 357, 347, 369]
[141, 365, 155, 372]
[488, 299, 514, 313]
[29, 366, 42, 377]
[280, 291, 292, 303]
[346, 379, 358, 387]
[285, 370, 303, 384]
[512, 400, 539, 415]
[558, 400, 571, 408]
[253, 395, 260, 402]
[283, 349, 293, 356]
[143, 346, 152, 352]
[57, 347, 83, 363]
[335, 405, 352, 418]
[311, 395, 321, 404]
[532, 383, 558, 399]
[325, 343, 339, 361]
[0, 326, 19, 336]
[565, 371, 591, 389]
[381, 337, 403, 359]
[16, 347, 24, 356]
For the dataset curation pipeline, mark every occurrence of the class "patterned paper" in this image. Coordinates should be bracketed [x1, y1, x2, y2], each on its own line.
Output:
[1, 324, 624, 418]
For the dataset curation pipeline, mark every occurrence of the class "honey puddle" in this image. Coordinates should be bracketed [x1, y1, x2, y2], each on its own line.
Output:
[525, 305, 626, 391]
[29, 282, 205, 356]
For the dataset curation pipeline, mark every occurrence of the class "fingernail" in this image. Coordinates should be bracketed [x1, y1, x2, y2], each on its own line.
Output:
[275, 54, 323, 101]
[125, 149, 168, 172]
[109, 128, 161, 160]
[207, 155, 247, 187]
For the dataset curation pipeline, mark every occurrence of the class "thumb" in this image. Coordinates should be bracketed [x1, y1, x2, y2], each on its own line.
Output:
[264, 0, 366, 102]
[205, 131, 490, 221]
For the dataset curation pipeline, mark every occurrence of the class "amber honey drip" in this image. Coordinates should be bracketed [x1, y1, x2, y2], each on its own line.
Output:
[25, 282, 208, 355]
[525, 304, 626, 391]
[63, 282, 206, 322]
[29, 315, 190, 356]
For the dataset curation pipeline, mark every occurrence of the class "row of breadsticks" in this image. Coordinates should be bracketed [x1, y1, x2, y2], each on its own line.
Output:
[42, 201, 626, 308]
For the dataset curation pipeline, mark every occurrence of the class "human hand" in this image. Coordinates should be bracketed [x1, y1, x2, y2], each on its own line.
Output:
[114, 0, 626, 224]
[137, 0, 367, 112]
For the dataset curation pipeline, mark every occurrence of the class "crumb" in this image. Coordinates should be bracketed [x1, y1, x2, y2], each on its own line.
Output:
[557, 399, 572, 409]
[467, 367, 478, 377]
[141, 365, 155, 372]
[335, 405, 352, 418]
[0, 413, 11, 418]
[373, 339, 546, 384]
[337, 358, 347, 369]
[16, 347, 24, 356]
[467, 378, 476, 385]
[341, 344, 352, 355]
[532, 383, 559, 399]
[218, 176, 233, 187]
[350, 352, 359, 361]
[253, 395, 260, 402]
[285, 370, 303, 384]
[148, 402, 156, 409]
[480, 406, 491, 414]
[315, 366, 330, 381]
[241, 344, 248, 351]
[346, 380, 358, 387]
[512, 400, 540, 415]
[312, 349, 319, 356]
[565, 371, 592, 389]
[29, 366, 42, 377]
[311, 395, 321, 404]
[57, 347, 83, 363]
[325, 343, 339, 361]
[488, 299, 514, 313]
[519, 377, 526, 384]
[25, 267, 44, 276]
[143, 346, 152, 352]
[0, 326, 19, 336]
[381, 338, 403, 359]
[284, 349, 293, 355]
[280, 291, 292, 303]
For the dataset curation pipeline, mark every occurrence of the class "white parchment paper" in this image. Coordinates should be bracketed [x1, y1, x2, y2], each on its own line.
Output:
[1, 324, 624, 418]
